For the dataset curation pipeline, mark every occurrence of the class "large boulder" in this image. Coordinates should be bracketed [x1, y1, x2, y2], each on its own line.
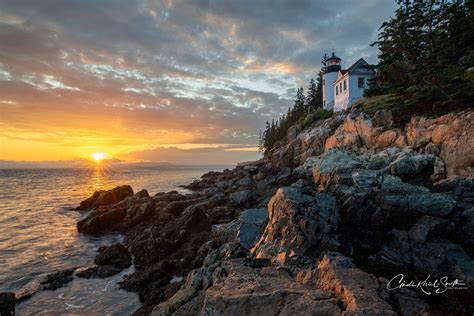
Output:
[235, 208, 268, 249]
[372, 109, 393, 129]
[265, 113, 343, 170]
[324, 111, 401, 152]
[370, 242, 474, 290]
[127, 206, 211, 267]
[407, 215, 453, 243]
[386, 152, 435, 184]
[230, 190, 254, 206]
[94, 243, 132, 269]
[124, 201, 156, 229]
[77, 190, 155, 235]
[252, 187, 337, 264]
[76, 185, 134, 210]
[151, 267, 209, 316]
[406, 111, 474, 177]
[77, 203, 128, 234]
[295, 123, 333, 164]
[202, 262, 341, 316]
[379, 175, 456, 219]
[312, 148, 366, 191]
[315, 252, 397, 315]
[40, 268, 75, 290]
[150, 242, 238, 316]
[433, 176, 474, 205]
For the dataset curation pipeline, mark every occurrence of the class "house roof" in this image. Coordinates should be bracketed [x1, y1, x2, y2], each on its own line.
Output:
[347, 58, 373, 74]
[334, 58, 374, 84]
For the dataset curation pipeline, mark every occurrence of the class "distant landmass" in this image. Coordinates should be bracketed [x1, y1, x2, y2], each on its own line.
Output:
[0, 159, 232, 169]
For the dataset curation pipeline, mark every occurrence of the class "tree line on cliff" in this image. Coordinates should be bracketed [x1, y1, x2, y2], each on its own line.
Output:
[366, 0, 474, 116]
[258, 75, 330, 153]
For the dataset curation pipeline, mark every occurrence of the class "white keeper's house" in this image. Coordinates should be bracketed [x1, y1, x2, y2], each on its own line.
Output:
[322, 52, 375, 112]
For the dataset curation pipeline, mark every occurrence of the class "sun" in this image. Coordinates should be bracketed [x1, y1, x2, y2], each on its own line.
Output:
[92, 152, 107, 162]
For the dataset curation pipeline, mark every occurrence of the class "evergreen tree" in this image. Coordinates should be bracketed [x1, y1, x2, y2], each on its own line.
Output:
[314, 74, 323, 110]
[367, 0, 473, 115]
[294, 87, 306, 118]
[306, 78, 318, 112]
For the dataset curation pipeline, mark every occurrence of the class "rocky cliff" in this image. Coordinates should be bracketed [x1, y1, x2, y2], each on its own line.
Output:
[5, 108, 470, 315]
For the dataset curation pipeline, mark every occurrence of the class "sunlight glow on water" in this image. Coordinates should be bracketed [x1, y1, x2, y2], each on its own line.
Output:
[0, 165, 225, 315]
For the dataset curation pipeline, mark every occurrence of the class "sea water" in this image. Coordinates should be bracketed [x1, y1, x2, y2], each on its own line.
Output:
[0, 165, 225, 315]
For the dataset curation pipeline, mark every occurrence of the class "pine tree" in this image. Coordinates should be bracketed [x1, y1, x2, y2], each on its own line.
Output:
[294, 88, 306, 118]
[367, 0, 473, 116]
[306, 78, 318, 112]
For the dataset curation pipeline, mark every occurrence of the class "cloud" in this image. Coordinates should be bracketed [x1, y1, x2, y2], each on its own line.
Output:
[0, 0, 397, 162]
[125, 145, 261, 165]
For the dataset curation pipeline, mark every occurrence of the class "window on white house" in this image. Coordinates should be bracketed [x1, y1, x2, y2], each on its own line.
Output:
[358, 77, 365, 88]
[336, 86, 338, 95]
[339, 82, 342, 92]
[343, 79, 347, 91]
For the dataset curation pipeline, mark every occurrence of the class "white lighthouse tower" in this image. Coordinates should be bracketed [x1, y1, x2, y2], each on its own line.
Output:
[322, 52, 341, 111]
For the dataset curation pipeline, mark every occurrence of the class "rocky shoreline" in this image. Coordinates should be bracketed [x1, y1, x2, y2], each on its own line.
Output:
[2, 108, 473, 315]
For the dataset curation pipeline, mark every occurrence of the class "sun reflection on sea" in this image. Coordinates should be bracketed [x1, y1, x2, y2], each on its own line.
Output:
[90, 159, 115, 191]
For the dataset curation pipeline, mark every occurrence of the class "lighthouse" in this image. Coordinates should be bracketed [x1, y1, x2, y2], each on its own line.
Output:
[322, 52, 341, 111]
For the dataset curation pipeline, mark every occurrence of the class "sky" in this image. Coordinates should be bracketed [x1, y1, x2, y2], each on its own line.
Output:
[0, 0, 397, 165]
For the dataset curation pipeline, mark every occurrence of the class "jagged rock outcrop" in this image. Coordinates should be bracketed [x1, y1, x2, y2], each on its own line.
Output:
[266, 108, 473, 180]
[76, 185, 134, 210]
[202, 260, 342, 316]
[94, 243, 132, 269]
[252, 187, 339, 264]
[77, 189, 154, 234]
[39, 269, 75, 290]
[266, 113, 344, 169]
[314, 252, 396, 315]
[234, 208, 268, 249]
[69, 108, 473, 315]
[325, 110, 405, 152]
[406, 111, 474, 177]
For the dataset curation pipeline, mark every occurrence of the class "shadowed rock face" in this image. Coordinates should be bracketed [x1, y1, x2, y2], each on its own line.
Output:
[70, 109, 473, 315]
[39, 269, 75, 290]
[252, 187, 338, 264]
[94, 243, 132, 269]
[235, 208, 268, 249]
[0, 292, 16, 316]
[77, 189, 154, 234]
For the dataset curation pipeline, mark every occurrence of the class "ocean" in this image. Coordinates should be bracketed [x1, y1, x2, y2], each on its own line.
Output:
[0, 165, 227, 315]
